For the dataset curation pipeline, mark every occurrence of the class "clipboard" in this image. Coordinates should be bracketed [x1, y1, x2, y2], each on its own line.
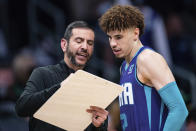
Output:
[33, 70, 123, 131]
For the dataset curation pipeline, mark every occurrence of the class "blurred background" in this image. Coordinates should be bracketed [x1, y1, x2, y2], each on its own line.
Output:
[0, 0, 196, 131]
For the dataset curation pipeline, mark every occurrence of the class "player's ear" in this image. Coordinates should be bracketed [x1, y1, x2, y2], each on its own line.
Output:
[134, 28, 140, 41]
[61, 38, 68, 52]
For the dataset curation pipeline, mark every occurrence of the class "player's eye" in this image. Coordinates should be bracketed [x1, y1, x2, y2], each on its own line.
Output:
[115, 35, 122, 40]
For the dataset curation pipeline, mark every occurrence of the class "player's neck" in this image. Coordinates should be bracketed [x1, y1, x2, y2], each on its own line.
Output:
[125, 40, 143, 64]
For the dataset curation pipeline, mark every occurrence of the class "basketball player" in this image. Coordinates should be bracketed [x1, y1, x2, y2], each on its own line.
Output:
[99, 5, 188, 131]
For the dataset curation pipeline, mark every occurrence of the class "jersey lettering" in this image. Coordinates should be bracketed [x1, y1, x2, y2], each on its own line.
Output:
[119, 82, 134, 106]
[120, 113, 128, 131]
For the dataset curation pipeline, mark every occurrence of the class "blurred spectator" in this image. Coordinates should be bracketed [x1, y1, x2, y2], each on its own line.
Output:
[0, 54, 30, 131]
[0, 66, 14, 100]
[179, 0, 196, 73]
[165, 13, 195, 71]
[7, 52, 36, 101]
[130, 0, 173, 66]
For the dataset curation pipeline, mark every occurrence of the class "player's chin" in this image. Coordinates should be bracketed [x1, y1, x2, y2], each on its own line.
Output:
[115, 54, 124, 58]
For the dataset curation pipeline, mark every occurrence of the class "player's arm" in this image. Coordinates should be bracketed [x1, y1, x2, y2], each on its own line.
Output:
[137, 49, 188, 131]
[137, 49, 174, 89]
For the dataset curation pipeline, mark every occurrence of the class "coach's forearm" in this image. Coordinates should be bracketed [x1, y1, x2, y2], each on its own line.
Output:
[96, 120, 108, 131]
[85, 118, 108, 131]
[15, 83, 60, 117]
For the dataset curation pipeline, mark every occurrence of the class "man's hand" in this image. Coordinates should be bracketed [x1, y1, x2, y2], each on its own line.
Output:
[86, 106, 109, 127]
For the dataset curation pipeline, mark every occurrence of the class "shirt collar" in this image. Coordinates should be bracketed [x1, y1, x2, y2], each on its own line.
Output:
[60, 59, 90, 74]
[60, 60, 75, 74]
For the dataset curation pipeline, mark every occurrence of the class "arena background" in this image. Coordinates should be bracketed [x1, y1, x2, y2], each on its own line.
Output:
[0, 0, 196, 130]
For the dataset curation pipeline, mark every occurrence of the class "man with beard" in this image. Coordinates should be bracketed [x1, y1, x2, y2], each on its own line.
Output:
[15, 21, 108, 131]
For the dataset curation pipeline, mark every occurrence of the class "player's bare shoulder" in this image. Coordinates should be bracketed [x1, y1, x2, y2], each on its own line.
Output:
[136, 49, 162, 86]
[137, 48, 166, 68]
[137, 48, 175, 89]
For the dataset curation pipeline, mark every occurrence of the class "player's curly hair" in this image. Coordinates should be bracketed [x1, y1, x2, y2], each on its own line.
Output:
[99, 5, 144, 37]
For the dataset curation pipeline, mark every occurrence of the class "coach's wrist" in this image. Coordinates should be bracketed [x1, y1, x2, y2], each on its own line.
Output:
[96, 118, 108, 131]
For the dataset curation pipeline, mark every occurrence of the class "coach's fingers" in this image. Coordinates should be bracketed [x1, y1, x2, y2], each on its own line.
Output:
[90, 106, 108, 115]
[86, 106, 108, 127]
[86, 108, 93, 113]
[93, 111, 107, 121]
[92, 113, 105, 127]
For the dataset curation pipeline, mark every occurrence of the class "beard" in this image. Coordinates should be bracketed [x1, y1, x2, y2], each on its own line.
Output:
[66, 44, 90, 68]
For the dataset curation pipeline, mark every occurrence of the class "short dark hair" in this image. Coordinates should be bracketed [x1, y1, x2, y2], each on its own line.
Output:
[64, 21, 93, 42]
[99, 5, 144, 37]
